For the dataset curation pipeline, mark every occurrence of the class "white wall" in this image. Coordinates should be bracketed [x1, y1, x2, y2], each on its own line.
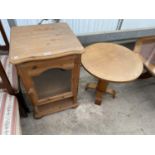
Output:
[0, 32, 5, 45]
[14, 19, 155, 35]
[15, 19, 119, 35]
[0, 19, 10, 45]
[61, 19, 118, 35]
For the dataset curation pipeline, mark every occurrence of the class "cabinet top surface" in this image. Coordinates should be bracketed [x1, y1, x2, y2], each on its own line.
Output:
[9, 23, 83, 64]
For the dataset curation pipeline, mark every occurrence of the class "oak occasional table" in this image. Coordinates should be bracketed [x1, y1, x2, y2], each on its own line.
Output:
[81, 43, 143, 105]
[9, 23, 83, 118]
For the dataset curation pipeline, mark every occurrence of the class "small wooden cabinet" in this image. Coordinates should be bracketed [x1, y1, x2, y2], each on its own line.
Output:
[9, 23, 83, 118]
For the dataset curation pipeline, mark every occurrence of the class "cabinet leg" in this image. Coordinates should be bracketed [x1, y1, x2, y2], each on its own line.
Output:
[85, 82, 97, 90]
[71, 103, 79, 109]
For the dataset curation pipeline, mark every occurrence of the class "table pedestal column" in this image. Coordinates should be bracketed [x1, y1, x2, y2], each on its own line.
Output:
[85, 79, 116, 105]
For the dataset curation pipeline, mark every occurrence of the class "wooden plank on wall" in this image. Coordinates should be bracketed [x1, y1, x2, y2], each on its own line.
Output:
[78, 28, 155, 45]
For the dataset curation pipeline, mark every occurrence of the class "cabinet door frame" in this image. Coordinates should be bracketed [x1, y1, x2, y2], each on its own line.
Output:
[16, 54, 81, 106]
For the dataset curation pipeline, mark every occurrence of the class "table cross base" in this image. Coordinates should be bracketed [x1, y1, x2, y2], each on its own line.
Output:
[85, 80, 116, 105]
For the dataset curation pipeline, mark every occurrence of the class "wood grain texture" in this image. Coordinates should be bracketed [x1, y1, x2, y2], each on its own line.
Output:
[35, 98, 78, 118]
[85, 81, 116, 105]
[10, 23, 83, 118]
[82, 43, 143, 83]
[9, 23, 83, 64]
[17, 55, 81, 118]
[95, 80, 108, 105]
[134, 36, 155, 76]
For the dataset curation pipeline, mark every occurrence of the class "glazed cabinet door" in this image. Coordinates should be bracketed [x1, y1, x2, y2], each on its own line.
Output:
[17, 55, 81, 106]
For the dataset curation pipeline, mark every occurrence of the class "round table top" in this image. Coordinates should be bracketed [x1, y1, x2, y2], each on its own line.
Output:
[81, 43, 143, 83]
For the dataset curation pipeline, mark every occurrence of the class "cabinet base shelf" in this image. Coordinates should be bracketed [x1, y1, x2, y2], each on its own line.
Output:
[34, 98, 78, 119]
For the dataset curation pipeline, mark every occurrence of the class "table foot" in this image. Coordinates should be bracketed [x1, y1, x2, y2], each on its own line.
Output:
[85, 82, 97, 90]
[85, 80, 116, 105]
[106, 88, 116, 98]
